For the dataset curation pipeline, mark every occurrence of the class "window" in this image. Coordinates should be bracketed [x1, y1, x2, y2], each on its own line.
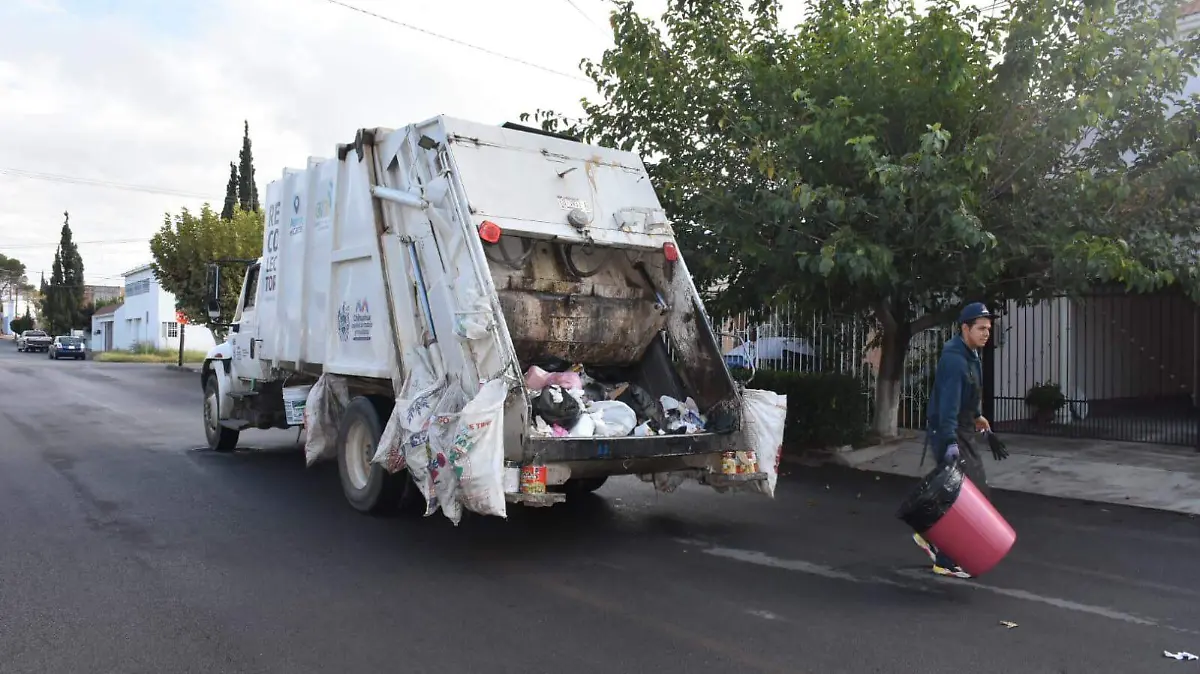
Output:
[124, 278, 151, 297]
[162, 321, 179, 338]
[243, 265, 260, 310]
[234, 264, 261, 323]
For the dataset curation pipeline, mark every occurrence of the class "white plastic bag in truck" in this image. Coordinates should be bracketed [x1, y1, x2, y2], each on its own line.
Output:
[741, 389, 787, 498]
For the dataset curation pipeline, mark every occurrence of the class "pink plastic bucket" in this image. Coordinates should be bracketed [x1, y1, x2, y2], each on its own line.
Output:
[921, 476, 1016, 577]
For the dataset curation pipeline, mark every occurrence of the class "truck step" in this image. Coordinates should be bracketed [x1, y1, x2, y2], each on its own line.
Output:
[700, 472, 769, 488]
[505, 492, 567, 508]
[525, 431, 736, 463]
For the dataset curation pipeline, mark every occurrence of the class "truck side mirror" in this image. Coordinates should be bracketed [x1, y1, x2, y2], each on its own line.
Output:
[205, 264, 221, 320]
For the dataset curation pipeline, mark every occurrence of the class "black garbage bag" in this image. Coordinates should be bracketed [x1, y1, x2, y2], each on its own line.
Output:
[896, 459, 966, 534]
[617, 384, 665, 428]
[531, 385, 583, 429]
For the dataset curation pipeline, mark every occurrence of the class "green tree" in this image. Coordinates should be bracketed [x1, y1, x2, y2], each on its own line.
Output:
[38, 212, 86, 334]
[238, 121, 260, 213]
[221, 162, 240, 221]
[0, 253, 32, 333]
[149, 204, 263, 337]
[0, 253, 27, 299]
[526, 0, 1200, 437]
[10, 307, 34, 335]
[81, 294, 122, 327]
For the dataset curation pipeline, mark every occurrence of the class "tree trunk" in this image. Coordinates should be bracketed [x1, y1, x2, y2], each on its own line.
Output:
[178, 323, 186, 367]
[871, 321, 913, 439]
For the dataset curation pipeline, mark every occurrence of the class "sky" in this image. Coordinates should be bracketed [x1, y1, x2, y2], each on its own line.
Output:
[0, 0, 631, 286]
[0, 0, 899, 289]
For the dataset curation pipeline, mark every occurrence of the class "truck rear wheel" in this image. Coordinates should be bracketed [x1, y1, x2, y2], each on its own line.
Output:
[204, 376, 240, 452]
[337, 396, 420, 515]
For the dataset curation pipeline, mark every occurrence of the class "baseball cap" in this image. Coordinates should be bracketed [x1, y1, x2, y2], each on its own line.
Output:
[958, 302, 998, 324]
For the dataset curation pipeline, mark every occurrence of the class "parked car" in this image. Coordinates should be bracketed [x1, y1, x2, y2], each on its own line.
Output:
[16, 330, 52, 352]
[49, 335, 86, 360]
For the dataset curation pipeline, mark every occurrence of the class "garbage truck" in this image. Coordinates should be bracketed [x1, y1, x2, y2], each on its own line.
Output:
[199, 114, 788, 524]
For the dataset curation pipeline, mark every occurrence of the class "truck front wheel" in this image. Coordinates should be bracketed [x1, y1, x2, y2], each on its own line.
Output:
[204, 376, 240, 452]
[337, 396, 419, 515]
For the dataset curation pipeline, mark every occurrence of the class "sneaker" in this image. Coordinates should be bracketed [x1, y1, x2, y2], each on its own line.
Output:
[912, 533, 938, 563]
[932, 564, 972, 579]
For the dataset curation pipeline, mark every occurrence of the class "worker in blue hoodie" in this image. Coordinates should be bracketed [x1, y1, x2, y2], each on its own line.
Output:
[912, 302, 1008, 578]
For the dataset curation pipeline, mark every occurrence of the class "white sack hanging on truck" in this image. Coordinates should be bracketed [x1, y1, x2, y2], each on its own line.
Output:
[303, 373, 351, 467]
[428, 377, 511, 523]
[740, 389, 788, 498]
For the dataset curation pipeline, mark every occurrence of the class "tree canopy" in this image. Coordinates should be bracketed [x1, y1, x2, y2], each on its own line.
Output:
[0, 253, 29, 299]
[150, 204, 263, 334]
[526, 0, 1200, 435]
[9, 307, 34, 335]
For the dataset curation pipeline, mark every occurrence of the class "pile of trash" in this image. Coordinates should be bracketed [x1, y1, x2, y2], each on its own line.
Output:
[523, 363, 709, 438]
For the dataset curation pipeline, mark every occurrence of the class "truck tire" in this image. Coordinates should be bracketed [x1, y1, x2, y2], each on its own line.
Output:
[337, 396, 419, 515]
[204, 376, 240, 452]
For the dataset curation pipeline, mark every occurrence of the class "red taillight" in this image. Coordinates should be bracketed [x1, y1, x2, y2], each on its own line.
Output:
[663, 241, 679, 262]
[478, 220, 502, 244]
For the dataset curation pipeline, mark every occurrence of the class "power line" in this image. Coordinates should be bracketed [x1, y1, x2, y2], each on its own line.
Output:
[0, 238, 148, 250]
[321, 0, 590, 82]
[560, 0, 609, 36]
[0, 168, 218, 200]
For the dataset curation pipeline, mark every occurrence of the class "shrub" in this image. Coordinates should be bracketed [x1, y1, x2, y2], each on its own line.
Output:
[9, 313, 34, 335]
[734, 369, 869, 450]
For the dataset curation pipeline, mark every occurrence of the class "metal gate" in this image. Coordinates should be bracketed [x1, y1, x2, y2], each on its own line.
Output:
[984, 288, 1199, 447]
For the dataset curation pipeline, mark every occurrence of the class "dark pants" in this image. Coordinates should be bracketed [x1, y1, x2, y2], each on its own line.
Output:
[928, 426, 989, 570]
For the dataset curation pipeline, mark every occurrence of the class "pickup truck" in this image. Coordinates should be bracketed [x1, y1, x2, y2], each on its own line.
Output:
[17, 330, 52, 352]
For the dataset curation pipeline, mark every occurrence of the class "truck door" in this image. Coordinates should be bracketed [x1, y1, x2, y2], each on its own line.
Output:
[230, 263, 266, 383]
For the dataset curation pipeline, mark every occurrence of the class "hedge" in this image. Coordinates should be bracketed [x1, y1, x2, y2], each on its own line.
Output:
[734, 369, 869, 450]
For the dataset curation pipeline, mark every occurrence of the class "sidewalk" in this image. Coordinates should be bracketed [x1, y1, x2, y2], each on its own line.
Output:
[825, 433, 1200, 516]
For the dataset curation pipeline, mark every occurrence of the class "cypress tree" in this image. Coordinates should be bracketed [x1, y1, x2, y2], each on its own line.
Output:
[40, 212, 85, 333]
[60, 212, 85, 328]
[237, 121, 259, 213]
[221, 162, 239, 220]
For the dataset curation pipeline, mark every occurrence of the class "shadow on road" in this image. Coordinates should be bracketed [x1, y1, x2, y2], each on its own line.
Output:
[183, 443, 720, 566]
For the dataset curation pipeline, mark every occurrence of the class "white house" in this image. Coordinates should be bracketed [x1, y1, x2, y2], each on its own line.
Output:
[90, 263, 216, 353]
[2, 294, 37, 334]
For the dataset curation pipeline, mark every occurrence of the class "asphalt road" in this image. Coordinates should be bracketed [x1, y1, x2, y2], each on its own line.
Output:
[2, 343, 1198, 674]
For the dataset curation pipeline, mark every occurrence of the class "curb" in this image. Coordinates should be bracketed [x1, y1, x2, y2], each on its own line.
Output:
[166, 364, 201, 373]
[828, 443, 905, 468]
[782, 440, 910, 469]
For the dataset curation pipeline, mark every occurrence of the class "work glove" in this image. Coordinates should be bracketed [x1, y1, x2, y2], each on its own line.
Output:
[943, 443, 960, 463]
[985, 431, 1009, 461]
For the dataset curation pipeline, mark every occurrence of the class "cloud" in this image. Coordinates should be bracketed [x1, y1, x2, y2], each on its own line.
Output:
[0, 0, 614, 284]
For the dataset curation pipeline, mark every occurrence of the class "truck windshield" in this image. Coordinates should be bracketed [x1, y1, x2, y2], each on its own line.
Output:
[27, 331, 46, 337]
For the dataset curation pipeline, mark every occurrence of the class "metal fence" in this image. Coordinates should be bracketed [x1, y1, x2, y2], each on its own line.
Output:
[713, 305, 951, 431]
[987, 290, 1198, 447]
[715, 290, 1200, 448]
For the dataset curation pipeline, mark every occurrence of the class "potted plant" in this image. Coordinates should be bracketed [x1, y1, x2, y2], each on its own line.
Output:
[1024, 382, 1066, 424]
